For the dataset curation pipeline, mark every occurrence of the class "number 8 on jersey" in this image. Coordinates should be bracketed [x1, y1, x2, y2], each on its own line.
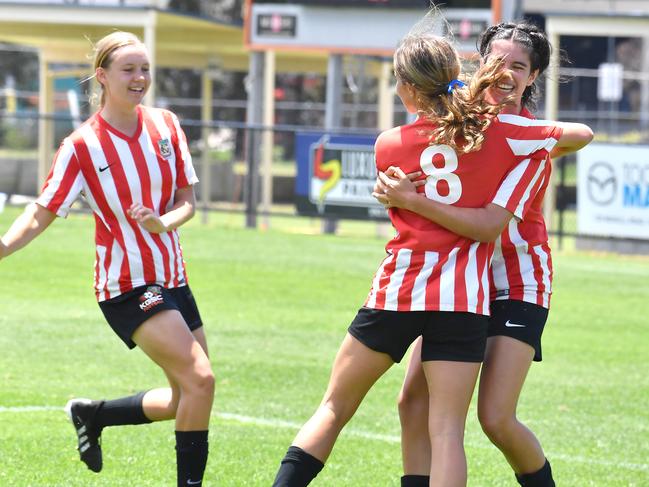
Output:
[420, 144, 462, 204]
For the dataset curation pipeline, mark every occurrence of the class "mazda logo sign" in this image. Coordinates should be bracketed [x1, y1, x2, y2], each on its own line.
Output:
[587, 162, 617, 205]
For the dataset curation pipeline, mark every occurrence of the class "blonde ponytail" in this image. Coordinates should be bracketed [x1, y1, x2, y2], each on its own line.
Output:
[423, 56, 512, 153]
[394, 33, 512, 154]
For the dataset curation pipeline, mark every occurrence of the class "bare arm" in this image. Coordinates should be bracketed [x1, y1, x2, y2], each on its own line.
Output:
[0, 203, 57, 261]
[128, 185, 196, 234]
[373, 167, 513, 242]
[551, 121, 594, 158]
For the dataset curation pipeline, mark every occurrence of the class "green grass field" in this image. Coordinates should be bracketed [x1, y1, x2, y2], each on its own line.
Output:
[0, 205, 648, 486]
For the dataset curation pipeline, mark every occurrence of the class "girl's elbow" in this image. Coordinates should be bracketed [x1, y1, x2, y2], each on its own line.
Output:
[482, 223, 507, 242]
[471, 228, 500, 242]
[482, 230, 501, 242]
[181, 199, 196, 221]
[574, 125, 594, 149]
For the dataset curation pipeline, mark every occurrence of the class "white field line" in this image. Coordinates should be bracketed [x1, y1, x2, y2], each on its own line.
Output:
[0, 406, 62, 412]
[1, 406, 647, 472]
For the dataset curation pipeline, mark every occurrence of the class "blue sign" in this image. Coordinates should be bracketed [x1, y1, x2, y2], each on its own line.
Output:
[295, 132, 388, 220]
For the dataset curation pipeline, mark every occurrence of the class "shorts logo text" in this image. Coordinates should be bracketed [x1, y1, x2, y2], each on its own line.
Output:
[139, 286, 164, 312]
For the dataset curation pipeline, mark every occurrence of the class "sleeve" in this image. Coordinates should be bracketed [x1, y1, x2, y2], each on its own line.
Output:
[373, 128, 395, 173]
[491, 154, 549, 220]
[169, 111, 199, 189]
[35, 138, 83, 218]
[497, 114, 564, 158]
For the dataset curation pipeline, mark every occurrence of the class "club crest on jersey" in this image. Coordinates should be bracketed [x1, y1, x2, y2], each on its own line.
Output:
[139, 285, 164, 312]
[158, 138, 172, 159]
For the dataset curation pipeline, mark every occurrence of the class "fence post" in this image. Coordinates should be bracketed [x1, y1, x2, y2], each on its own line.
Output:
[37, 54, 54, 188]
[200, 70, 213, 224]
[261, 50, 276, 229]
[244, 51, 264, 229]
[322, 53, 343, 234]
[544, 25, 560, 236]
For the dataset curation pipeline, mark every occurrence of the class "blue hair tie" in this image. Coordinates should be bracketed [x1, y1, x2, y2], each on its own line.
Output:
[446, 79, 466, 94]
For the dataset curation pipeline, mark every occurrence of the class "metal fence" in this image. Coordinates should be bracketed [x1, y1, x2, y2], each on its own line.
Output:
[2, 86, 649, 253]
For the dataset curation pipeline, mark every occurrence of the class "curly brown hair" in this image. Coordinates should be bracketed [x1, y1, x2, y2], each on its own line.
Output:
[394, 34, 511, 154]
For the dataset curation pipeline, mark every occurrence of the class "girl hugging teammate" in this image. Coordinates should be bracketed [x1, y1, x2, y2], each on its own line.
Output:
[271, 13, 591, 487]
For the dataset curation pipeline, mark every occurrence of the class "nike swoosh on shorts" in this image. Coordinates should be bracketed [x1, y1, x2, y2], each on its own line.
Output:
[505, 320, 526, 328]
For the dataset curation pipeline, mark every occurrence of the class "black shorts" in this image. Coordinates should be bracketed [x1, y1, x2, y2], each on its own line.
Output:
[98, 284, 203, 349]
[488, 299, 549, 361]
[348, 307, 488, 363]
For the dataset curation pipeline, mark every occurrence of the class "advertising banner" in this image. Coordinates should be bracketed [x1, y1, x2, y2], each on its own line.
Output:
[577, 143, 649, 239]
[295, 132, 388, 220]
[247, 1, 491, 55]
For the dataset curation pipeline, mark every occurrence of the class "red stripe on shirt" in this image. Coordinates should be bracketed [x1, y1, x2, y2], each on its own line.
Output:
[500, 227, 524, 298]
[72, 130, 133, 295]
[425, 253, 445, 310]
[142, 114, 174, 216]
[129, 134, 172, 287]
[396, 255, 423, 311]
[98, 131, 157, 285]
[163, 110, 190, 188]
[475, 243, 490, 313]
[374, 253, 399, 310]
[453, 246, 470, 312]
[41, 148, 79, 214]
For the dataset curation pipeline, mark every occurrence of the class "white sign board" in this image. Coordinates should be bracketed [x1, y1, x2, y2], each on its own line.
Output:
[577, 143, 649, 239]
[247, 4, 491, 55]
[597, 62, 623, 102]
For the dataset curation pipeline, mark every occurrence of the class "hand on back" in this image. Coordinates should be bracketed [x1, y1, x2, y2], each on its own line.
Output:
[373, 167, 425, 209]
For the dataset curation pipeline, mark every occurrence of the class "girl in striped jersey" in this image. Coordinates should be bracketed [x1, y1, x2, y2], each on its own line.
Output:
[0, 32, 213, 486]
[272, 22, 580, 487]
[375, 23, 593, 487]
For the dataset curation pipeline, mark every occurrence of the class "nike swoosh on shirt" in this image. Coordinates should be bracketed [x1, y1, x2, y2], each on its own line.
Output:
[187, 480, 202, 486]
[504, 320, 526, 328]
[98, 164, 114, 172]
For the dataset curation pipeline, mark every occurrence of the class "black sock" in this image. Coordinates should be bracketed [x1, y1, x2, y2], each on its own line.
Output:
[93, 391, 152, 430]
[515, 459, 555, 487]
[176, 430, 209, 487]
[272, 446, 325, 487]
[401, 474, 430, 487]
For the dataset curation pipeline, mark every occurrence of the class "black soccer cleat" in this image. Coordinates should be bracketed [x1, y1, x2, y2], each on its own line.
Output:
[64, 398, 103, 473]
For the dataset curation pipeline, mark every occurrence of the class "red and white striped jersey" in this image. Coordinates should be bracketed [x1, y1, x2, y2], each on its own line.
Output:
[490, 109, 553, 308]
[365, 114, 562, 315]
[36, 105, 198, 301]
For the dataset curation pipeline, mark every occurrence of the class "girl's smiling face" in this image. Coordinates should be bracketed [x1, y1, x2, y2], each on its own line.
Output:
[96, 44, 151, 110]
[484, 39, 538, 114]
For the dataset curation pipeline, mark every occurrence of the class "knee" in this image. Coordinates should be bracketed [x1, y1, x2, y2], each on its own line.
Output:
[319, 393, 360, 430]
[478, 404, 512, 442]
[397, 384, 429, 425]
[196, 362, 215, 398]
[183, 358, 215, 398]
